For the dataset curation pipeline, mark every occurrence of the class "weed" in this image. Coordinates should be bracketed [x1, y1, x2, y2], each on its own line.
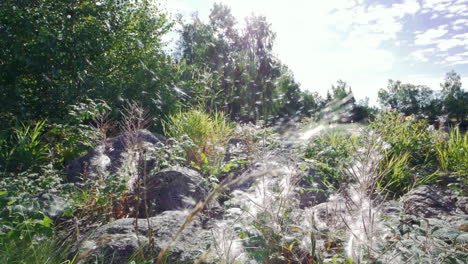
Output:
[303, 129, 358, 189]
[163, 109, 234, 175]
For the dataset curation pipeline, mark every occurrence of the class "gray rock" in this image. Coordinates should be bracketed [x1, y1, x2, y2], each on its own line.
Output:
[402, 185, 457, 218]
[76, 210, 214, 264]
[135, 166, 211, 216]
[66, 129, 165, 184]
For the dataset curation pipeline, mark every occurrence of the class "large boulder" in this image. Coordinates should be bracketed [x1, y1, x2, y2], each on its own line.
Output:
[402, 185, 458, 218]
[133, 166, 212, 216]
[76, 210, 214, 264]
[66, 129, 165, 184]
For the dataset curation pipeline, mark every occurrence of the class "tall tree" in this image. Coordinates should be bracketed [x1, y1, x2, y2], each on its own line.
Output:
[176, 4, 316, 122]
[440, 71, 467, 122]
[378, 80, 437, 119]
[0, 0, 177, 129]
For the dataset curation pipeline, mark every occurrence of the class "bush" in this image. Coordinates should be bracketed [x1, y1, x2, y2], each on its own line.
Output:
[47, 99, 111, 167]
[303, 128, 358, 189]
[163, 109, 234, 173]
[0, 163, 72, 264]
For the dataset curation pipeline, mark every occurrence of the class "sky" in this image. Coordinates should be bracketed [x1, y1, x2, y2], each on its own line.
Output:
[162, 0, 468, 104]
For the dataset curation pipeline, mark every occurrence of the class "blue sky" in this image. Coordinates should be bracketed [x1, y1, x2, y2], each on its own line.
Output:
[163, 0, 468, 104]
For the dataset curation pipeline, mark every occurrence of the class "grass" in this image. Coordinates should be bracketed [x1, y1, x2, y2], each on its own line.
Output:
[163, 109, 234, 175]
[435, 127, 468, 195]
[370, 111, 442, 197]
[435, 127, 468, 174]
[1, 120, 49, 173]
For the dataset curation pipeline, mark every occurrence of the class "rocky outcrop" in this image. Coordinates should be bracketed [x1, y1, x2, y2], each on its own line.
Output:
[76, 210, 214, 264]
[133, 166, 212, 216]
[402, 185, 458, 218]
[66, 129, 165, 184]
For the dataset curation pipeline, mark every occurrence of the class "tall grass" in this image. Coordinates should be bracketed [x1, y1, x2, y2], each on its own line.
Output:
[435, 127, 468, 174]
[2, 120, 49, 172]
[435, 127, 468, 195]
[163, 109, 234, 170]
[370, 111, 439, 197]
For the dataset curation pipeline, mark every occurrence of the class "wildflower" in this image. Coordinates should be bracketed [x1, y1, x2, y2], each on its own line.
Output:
[405, 116, 412, 121]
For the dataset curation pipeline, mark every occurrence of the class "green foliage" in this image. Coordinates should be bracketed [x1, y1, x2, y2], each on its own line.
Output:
[303, 128, 358, 189]
[384, 217, 468, 263]
[0, 0, 177, 129]
[440, 71, 468, 122]
[72, 174, 128, 222]
[0, 234, 72, 264]
[163, 109, 234, 172]
[0, 164, 69, 257]
[435, 127, 468, 194]
[48, 99, 111, 166]
[370, 111, 439, 197]
[1, 120, 49, 172]
[378, 80, 437, 118]
[177, 4, 318, 122]
[435, 127, 468, 174]
[378, 72, 468, 122]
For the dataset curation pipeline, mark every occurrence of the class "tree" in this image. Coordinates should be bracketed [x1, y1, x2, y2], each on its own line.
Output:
[378, 80, 438, 119]
[440, 71, 467, 122]
[176, 3, 317, 123]
[331, 80, 351, 100]
[0, 0, 177, 130]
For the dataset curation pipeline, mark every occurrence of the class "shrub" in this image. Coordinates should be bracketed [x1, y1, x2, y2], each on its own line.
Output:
[163, 109, 234, 173]
[47, 99, 112, 167]
[0, 163, 72, 264]
[303, 128, 358, 189]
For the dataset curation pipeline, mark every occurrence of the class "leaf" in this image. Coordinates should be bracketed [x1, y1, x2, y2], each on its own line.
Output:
[239, 231, 247, 239]
[40, 215, 52, 228]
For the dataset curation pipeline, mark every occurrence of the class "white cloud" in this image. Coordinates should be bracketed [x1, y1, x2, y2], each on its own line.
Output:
[423, 0, 454, 12]
[447, 4, 466, 14]
[442, 49, 468, 65]
[437, 38, 464, 51]
[410, 48, 436, 62]
[414, 25, 448, 45]
[452, 18, 468, 30]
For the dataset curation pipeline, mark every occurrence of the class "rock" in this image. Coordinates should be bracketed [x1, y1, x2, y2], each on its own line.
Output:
[76, 210, 214, 264]
[454, 196, 468, 214]
[135, 166, 211, 216]
[66, 129, 165, 184]
[402, 185, 457, 218]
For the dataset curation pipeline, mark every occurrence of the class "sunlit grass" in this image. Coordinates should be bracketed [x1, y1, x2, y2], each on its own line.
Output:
[163, 109, 234, 170]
